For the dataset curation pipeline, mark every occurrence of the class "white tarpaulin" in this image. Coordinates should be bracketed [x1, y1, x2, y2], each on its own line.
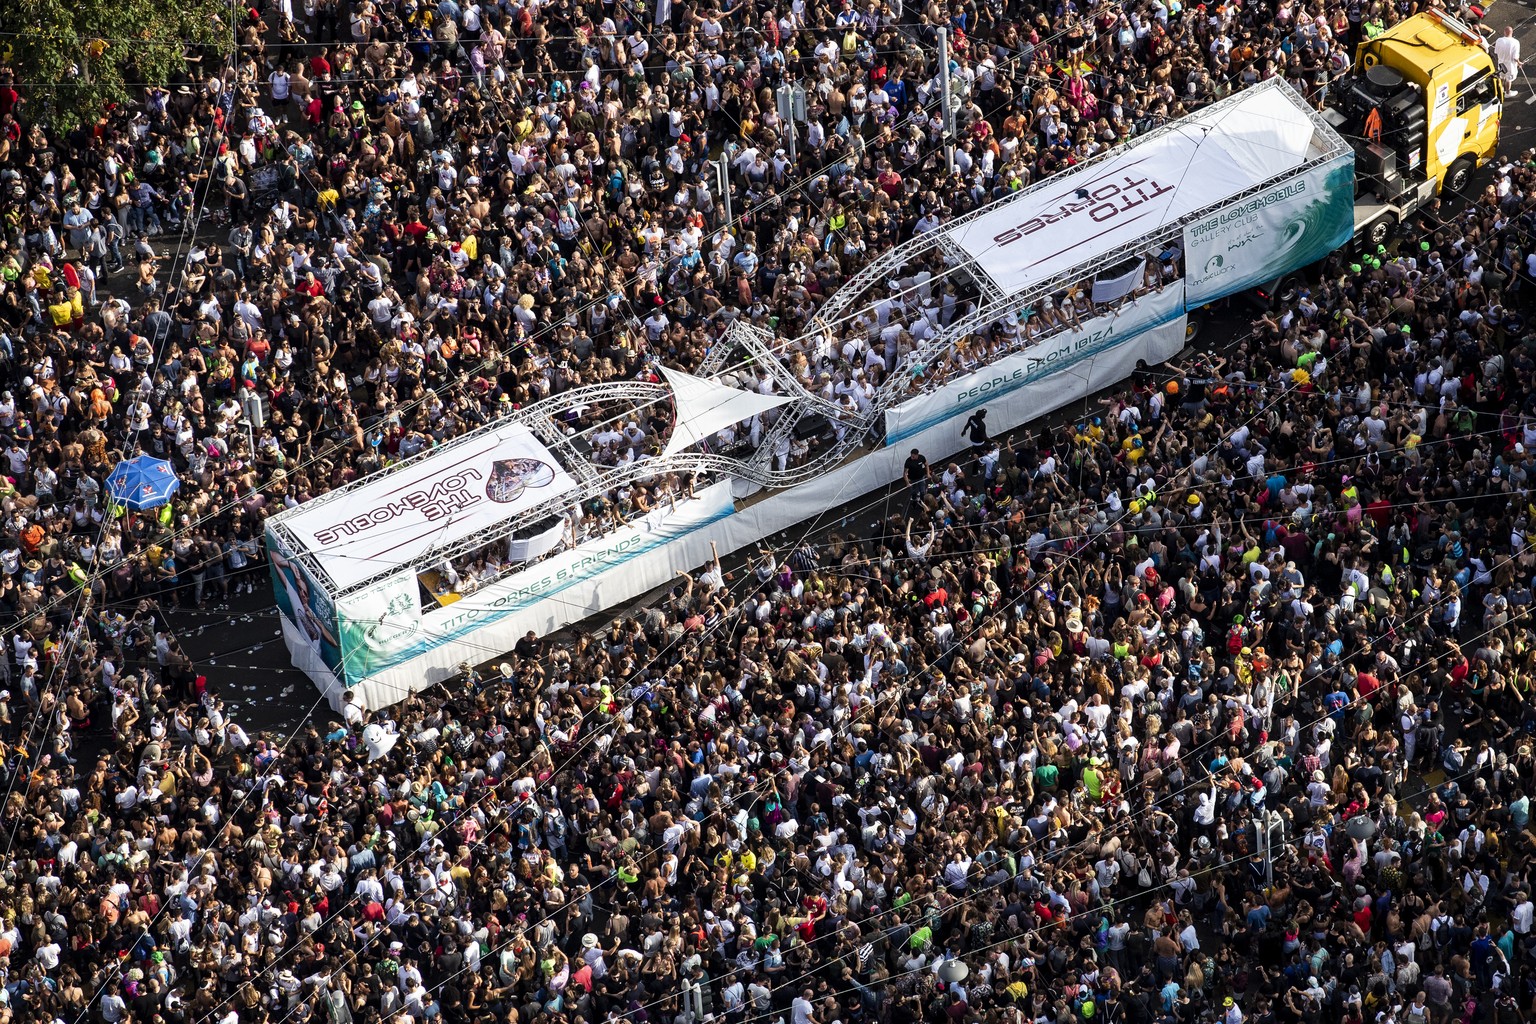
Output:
[506, 518, 568, 563]
[1091, 263, 1145, 304]
[945, 79, 1321, 299]
[278, 421, 577, 591]
[660, 365, 792, 457]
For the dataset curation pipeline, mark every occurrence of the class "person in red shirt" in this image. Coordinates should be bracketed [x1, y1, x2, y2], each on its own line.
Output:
[294, 271, 324, 301]
[1353, 900, 1373, 934]
[1354, 669, 1381, 703]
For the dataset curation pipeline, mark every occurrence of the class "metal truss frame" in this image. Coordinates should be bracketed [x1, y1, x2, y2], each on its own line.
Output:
[280, 79, 1351, 598]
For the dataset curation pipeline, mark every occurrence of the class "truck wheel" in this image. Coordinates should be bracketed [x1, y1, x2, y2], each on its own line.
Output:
[1443, 157, 1475, 196]
[1364, 214, 1396, 250]
[1185, 310, 1206, 345]
[1275, 276, 1303, 307]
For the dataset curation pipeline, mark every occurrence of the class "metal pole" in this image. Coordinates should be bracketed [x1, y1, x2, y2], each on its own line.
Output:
[1259, 816, 1271, 890]
[938, 28, 955, 174]
[718, 155, 733, 231]
[1263, 814, 1273, 888]
[777, 85, 797, 163]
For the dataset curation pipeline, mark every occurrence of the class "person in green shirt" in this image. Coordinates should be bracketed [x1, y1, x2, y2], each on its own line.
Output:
[1083, 759, 1105, 801]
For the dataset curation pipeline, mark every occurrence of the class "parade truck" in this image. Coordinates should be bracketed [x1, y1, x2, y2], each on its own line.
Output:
[1253, 8, 1502, 305]
[268, 70, 1497, 710]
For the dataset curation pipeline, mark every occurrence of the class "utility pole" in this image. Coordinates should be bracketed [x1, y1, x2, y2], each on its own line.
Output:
[938, 28, 955, 174]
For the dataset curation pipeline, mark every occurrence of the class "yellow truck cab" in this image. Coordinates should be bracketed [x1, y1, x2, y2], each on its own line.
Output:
[1322, 9, 1501, 247]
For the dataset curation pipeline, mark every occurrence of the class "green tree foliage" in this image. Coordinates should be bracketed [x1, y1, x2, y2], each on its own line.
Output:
[3, 0, 234, 129]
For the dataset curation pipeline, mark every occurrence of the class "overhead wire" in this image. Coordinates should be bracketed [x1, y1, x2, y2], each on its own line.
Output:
[0, 15, 248, 857]
[18, 11, 1511, 1024]
[224, 284, 1462, 1024]
[4, 0, 1137, 645]
[152, 64, 1523, 1024]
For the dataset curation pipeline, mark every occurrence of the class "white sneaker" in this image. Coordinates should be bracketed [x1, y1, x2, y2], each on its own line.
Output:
[1509, 90, 1521, 97]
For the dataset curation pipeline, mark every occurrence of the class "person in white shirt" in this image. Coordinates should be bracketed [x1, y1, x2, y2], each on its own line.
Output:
[35, 940, 61, 970]
[1495, 26, 1522, 96]
[1512, 892, 1534, 937]
[100, 986, 129, 1024]
[792, 990, 819, 1024]
[342, 690, 366, 729]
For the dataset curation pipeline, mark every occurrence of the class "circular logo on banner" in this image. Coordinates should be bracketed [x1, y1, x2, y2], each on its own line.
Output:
[486, 458, 557, 503]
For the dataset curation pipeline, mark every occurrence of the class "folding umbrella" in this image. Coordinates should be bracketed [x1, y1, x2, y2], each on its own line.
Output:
[105, 455, 181, 511]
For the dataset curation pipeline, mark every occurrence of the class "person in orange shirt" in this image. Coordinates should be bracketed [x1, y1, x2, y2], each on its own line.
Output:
[245, 333, 271, 363]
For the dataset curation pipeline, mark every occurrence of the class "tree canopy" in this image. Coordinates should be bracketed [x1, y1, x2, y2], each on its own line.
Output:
[3, 0, 234, 129]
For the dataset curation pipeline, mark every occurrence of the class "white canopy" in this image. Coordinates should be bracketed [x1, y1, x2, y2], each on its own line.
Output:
[660, 366, 792, 458]
[278, 420, 577, 591]
[945, 80, 1322, 299]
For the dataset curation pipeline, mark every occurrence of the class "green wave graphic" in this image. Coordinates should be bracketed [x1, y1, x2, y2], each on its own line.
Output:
[1186, 159, 1354, 309]
[1265, 161, 1357, 272]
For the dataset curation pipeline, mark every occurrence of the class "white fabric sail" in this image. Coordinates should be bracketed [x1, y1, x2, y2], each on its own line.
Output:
[660, 365, 793, 457]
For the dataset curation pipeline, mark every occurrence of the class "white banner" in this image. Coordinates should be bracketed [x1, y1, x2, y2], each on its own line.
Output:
[1183, 153, 1355, 307]
[276, 421, 577, 592]
[945, 81, 1318, 300]
[507, 519, 568, 563]
[321, 483, 735, 708]
[884, 284, 1186, 445]
[1092, 263, 1144, 304]
[334, 570, 424, 701]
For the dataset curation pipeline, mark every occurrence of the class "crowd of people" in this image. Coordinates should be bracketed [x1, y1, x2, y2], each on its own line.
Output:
[0, 0, 1387, 597]
[3, 0, 1536, 1022]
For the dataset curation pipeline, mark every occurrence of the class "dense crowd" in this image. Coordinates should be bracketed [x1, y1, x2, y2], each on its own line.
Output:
[3, 0, 1536, 1023]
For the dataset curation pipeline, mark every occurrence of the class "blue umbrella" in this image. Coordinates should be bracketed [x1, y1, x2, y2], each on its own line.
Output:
[106, 455, 181, 511]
